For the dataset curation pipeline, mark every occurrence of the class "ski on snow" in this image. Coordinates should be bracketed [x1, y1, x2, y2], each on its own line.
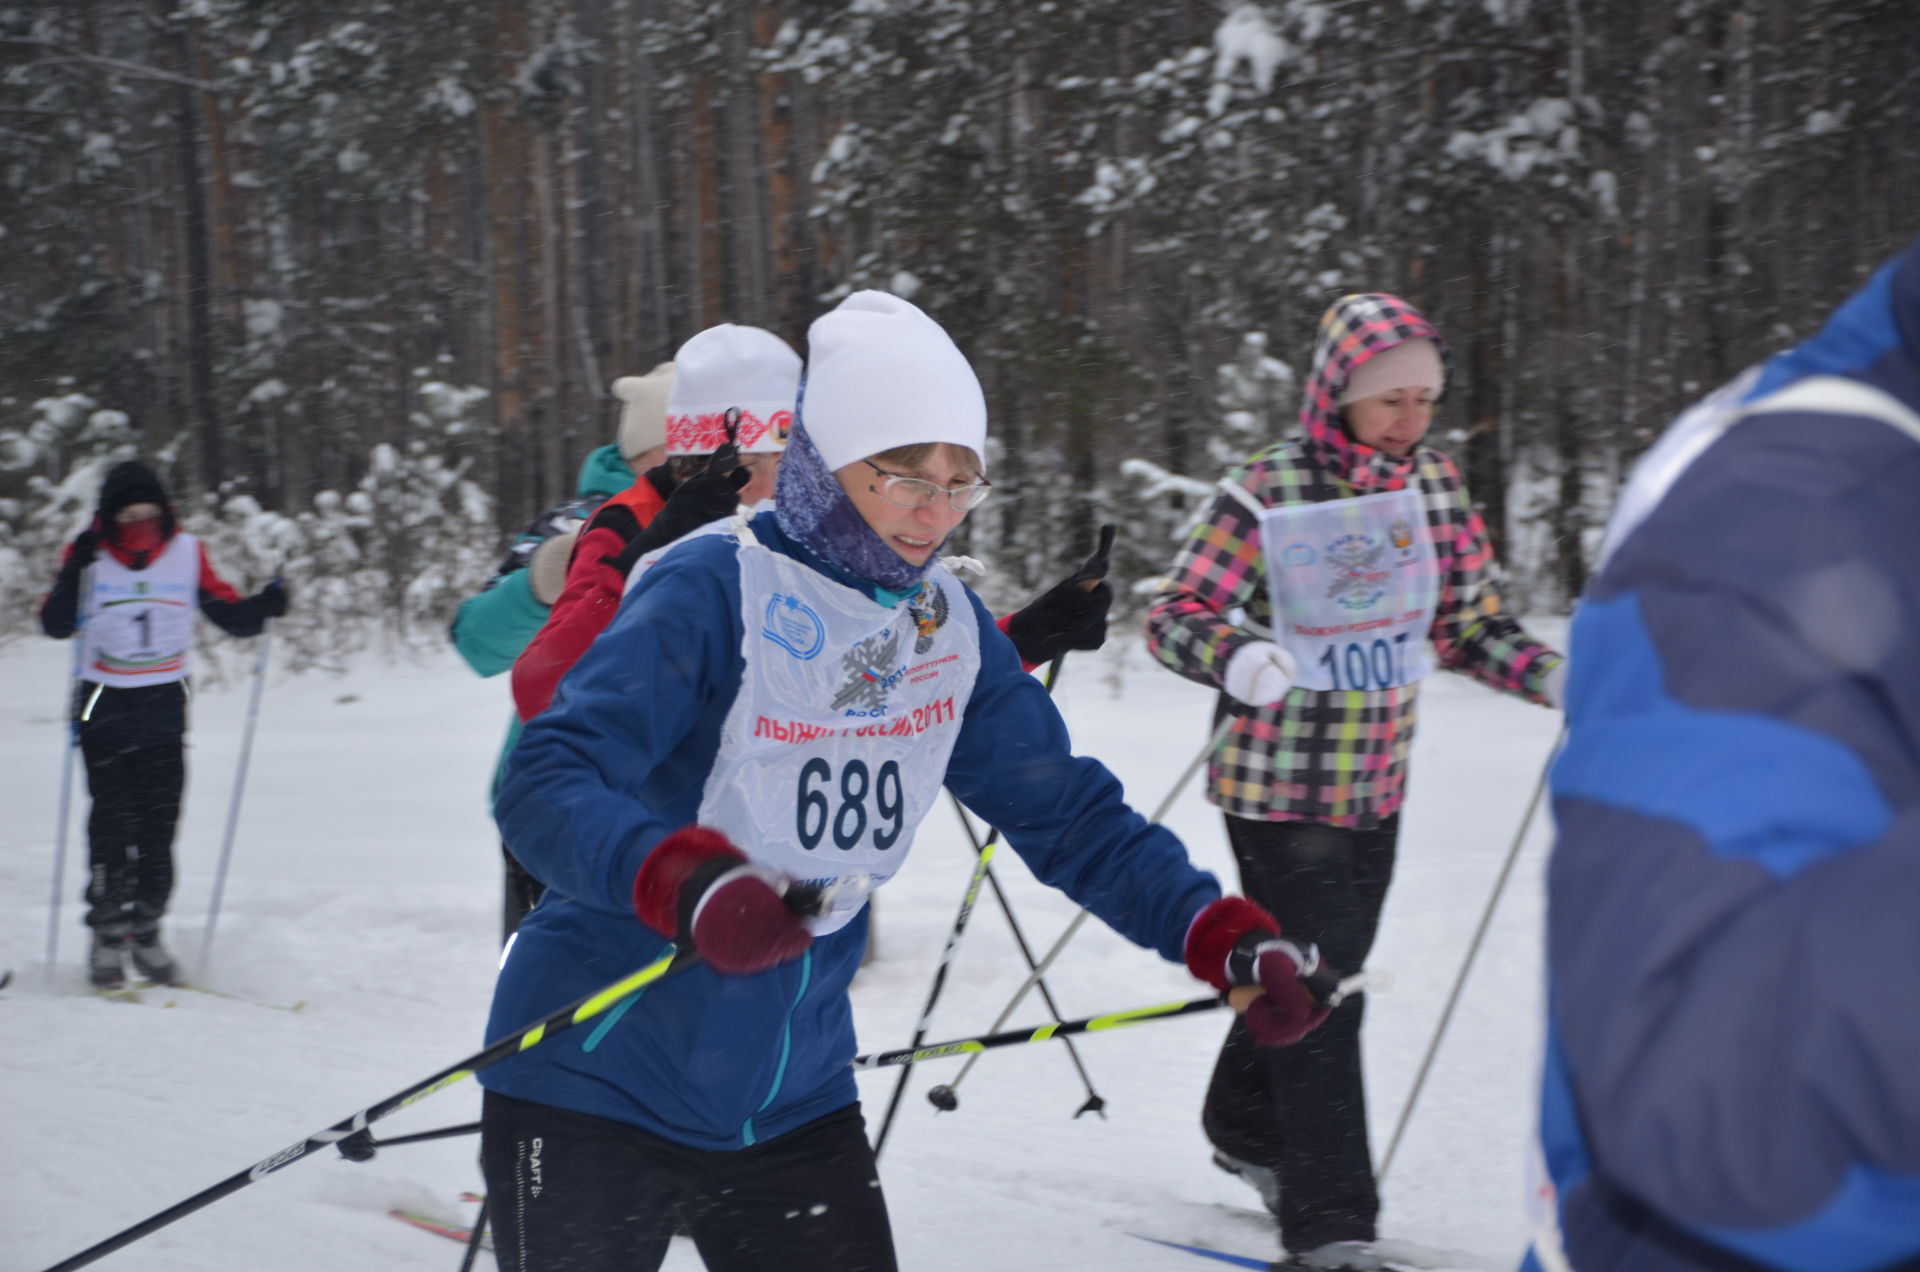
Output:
[1130, 1232, 1418, 1270]
[88, 981, 306, 1010]
[390, 1194, 488, 1248]
[390, 1208, 490, 1249]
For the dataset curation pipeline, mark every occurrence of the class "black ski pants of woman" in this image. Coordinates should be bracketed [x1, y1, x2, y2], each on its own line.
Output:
[480, 1091, 897, 1272]
[75, 681, 188, 934]
[1203, 813, 1399, 1254]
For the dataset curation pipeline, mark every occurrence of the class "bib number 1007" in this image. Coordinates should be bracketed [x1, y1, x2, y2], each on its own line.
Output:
[797, 758, 904, 851]
[1316, 633, 1411, 692]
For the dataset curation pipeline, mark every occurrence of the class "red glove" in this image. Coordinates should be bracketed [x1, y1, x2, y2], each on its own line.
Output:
[632, 827, 812, 975]
[1184, 896, 1331, 1048]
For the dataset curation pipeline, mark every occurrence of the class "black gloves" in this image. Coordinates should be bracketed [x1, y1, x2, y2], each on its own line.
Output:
[582, 500, 643, 545]
[1003, 524, 1116, 667]
[66, 529, 100, 572]
[606, 445, 751, 575]
[256, 578, 290, 618]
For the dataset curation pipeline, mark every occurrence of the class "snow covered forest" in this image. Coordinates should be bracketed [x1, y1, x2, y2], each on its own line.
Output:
[3, 0, 1918, 651]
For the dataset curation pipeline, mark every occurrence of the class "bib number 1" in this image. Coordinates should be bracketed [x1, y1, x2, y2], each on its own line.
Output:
[1316, 633, 1411, 692]
[797, 757, 904, 852]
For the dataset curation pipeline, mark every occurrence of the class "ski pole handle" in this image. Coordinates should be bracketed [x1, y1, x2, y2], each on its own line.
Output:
[1072, 524, 1116, 590]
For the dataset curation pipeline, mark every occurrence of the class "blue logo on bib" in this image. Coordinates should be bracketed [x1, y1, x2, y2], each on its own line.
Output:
[763, 593, 826, 659]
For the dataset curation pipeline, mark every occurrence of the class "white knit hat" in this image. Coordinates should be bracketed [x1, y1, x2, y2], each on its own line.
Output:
[1339, 338, 1445, 405]
[665, 325, 801, 456]
[612, 363, 675, 462]
[800, 291, 987, 472]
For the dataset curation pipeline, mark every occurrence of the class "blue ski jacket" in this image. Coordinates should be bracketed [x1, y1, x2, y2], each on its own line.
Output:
[1528, 236, 1920, 1272]
[480, 512, 1223, 1150]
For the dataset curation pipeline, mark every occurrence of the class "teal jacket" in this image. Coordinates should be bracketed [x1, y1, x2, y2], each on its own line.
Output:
[452, 444, 634, 790]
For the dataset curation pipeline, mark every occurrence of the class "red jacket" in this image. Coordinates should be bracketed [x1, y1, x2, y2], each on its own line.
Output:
[511, 479, 668, 720]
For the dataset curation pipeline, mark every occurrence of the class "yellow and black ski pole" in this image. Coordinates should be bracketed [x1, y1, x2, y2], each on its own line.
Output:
[855, 969, 1380, 1072]
[854, 993, 1229, 1070]
[38, 947, 698, 1272]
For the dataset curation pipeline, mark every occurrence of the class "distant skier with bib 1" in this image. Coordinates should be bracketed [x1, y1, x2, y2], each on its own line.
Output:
[480, 291, 1337, 1272]
[1146, 294, 1564, 1270]
[39, 460, 287, 989]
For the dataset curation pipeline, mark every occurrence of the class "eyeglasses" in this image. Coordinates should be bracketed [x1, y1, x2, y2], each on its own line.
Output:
[862, 460, 993, 512]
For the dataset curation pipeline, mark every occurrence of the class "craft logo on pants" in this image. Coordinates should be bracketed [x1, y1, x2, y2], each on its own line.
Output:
[528, 1136, 544, 1197]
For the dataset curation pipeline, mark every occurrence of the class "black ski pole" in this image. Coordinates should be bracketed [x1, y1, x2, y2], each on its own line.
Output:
[37, 947, 698, 1272]
[933, 796, 1106, 1118]
[457, 1195, 489, 1272]
[871, 810, 1000, 1156]
[928, 711, 1236, 1107]
[1376, 728, 1563, 1184]
[871, 520, 1113, 1156]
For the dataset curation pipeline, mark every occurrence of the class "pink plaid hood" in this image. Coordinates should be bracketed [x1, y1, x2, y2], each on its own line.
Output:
[1299, 293, 1451, 493]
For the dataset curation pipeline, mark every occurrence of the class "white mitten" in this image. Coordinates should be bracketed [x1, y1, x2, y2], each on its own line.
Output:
[528, 528, 579, 606]
[1223, 641, 1299, 707]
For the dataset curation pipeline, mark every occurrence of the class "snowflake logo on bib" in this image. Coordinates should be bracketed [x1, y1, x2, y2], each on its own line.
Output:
[1324, 533, 1390, 612]
[831, 628, 904, 714]
[905, 582, 950, 654]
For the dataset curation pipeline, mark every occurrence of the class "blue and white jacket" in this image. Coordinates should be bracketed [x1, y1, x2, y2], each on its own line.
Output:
[1529, 236, 1920, 1272]
[481, 512, 1222, 1150]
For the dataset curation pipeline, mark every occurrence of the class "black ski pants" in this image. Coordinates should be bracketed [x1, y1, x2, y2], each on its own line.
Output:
[75, 681, 188, 932]
[1203, 813, 1399, 1254]
[480, 1091, 897, 1272]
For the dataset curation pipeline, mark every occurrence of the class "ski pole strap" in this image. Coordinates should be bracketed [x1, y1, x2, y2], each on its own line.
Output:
[850, 994, 1226, 1070]
[336, 1119, 482, 1161]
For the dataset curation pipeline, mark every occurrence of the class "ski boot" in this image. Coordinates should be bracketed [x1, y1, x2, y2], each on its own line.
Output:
[1211, 1148, 1282, 1217]
[89, 925, 131, 989]
[128, 920, 180, 985]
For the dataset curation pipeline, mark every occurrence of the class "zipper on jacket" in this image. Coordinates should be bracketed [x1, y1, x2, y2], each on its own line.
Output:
[740, 949, 813, 1147]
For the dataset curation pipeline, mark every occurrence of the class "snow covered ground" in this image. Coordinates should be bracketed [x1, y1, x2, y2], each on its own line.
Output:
[1, 621, 1564, 1271]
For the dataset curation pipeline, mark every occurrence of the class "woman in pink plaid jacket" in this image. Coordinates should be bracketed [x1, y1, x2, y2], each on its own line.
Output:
[1145, 292, 1565, 1270]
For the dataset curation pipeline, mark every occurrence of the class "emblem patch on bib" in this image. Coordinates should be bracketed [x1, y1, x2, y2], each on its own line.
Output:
[905, 582, 950, 654]
[832, 628, 905, 715]
[762, 593, 827, 659]
[1324, 533, 1390, 612]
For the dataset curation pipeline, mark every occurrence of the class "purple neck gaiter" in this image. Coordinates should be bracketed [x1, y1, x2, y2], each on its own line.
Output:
[773, 419, 943, 595]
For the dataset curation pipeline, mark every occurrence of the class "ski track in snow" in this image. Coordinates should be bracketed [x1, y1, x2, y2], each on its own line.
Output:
[0, 626, 1562, 1270]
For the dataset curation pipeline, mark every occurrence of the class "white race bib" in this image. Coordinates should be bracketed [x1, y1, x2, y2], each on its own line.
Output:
[1257, 488, 1440, 692]
[695, 539, 981, 935]
[81, 532, 199, 687]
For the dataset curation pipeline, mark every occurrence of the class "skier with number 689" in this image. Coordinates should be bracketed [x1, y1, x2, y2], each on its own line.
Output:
[479, 291, 1335, 1272]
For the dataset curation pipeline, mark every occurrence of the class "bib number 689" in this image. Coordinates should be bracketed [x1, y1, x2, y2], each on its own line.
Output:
[797, 758, 904, 851]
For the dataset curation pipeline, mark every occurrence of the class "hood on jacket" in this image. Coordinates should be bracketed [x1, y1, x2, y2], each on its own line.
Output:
[95, 460, 177, 551]
[1299, 293, 1452, 494]
[576, 444, 636, 500]
[1748, 231, 1920, 411]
